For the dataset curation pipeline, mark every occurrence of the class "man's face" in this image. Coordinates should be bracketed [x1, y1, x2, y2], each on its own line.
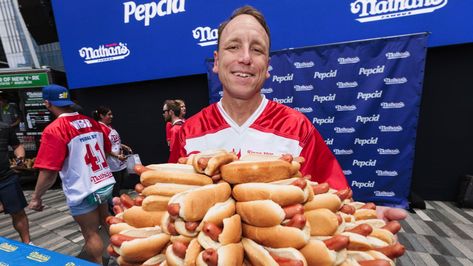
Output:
[162, 104, 171, 122]
[213, 14, 270, 101]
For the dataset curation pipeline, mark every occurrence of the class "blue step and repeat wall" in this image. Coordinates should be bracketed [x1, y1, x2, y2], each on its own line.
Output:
[207, 34, 428, 208]
[51, 1, 472, 89]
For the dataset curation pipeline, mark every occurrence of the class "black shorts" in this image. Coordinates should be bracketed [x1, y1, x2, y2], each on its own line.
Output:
[0, 174, 27, 214]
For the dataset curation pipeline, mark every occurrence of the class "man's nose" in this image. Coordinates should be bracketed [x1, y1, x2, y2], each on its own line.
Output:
[238, 49, 251, 64]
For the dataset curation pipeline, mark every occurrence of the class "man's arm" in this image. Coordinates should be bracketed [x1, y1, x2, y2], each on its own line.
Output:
[28, 169, 58, 211]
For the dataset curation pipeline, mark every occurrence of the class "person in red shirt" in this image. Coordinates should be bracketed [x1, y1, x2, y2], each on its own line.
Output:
[171, 6, 406, 221]
[163, 100, 184, 163]
[29, 84, 115, 264]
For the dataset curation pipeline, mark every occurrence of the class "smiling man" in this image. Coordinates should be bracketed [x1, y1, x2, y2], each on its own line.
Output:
[169, 5, 350, 191]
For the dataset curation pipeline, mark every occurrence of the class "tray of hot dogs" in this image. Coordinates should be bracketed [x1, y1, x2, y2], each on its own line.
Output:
[107, 150, 405, 266]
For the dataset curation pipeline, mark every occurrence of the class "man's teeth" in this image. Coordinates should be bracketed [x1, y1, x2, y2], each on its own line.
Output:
[235, 72, 252, 78]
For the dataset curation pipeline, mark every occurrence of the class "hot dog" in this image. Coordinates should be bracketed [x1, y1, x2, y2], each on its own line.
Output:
[167, 182, 232, 222]
[304, 193, 342, 213]
[221, 154, 301, 184]
[197, 214, 242, 250]
[242, 238, 307, 266]
[340, 232, 373, 251]
[140, 163, 213, 187]
[242, 221, 310, 249]
[236, 200, 290, 227]
[233, 183, 306, 207]
[165, 238, 202, 266]
[300, 238, 348, 266]
[195, 242, 244, 266]
[109, 227, 170, 263]
[191, 150, 238, 176]
[122, 206, 166, 228]
[142, 195, 171, 212]
[270, 177, 314, 203]
[134, 164, 151, 175]
[142, 183, 200, 197]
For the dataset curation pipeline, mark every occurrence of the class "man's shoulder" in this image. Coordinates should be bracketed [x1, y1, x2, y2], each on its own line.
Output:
[181, 103, 227, 137]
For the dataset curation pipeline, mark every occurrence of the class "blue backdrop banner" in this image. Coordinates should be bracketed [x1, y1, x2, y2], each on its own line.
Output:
[51, 1, 471, 89]
[207, 34, 428, 208]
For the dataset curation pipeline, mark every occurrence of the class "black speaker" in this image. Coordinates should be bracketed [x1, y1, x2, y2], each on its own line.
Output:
[18, 0, 58, 45]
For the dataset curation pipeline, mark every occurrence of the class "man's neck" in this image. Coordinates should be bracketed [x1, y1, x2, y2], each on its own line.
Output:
[221, 94, 263, 126]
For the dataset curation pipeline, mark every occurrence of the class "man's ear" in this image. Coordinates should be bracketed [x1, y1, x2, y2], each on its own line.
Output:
[265, 57, 271, 79]
[44, 100, 52, 108]
[212, 51, 219, 74]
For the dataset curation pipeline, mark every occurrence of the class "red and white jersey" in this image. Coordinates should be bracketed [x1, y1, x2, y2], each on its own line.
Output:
[99, 122, 126, 172]
[34, 113, 115, 206]
[173, 97, 348, 189]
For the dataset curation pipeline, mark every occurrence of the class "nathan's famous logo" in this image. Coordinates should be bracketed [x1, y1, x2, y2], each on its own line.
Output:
[0, 243, 17, 252]
[79, 43, 130, 64]
[27, 251, 51, 263]
[351, 0, 448, 22]
[123, 0, 185, 26]
[193, 26, 217, 47]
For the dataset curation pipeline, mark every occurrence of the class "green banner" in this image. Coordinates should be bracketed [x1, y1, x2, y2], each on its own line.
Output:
[0, 73, 49, 89]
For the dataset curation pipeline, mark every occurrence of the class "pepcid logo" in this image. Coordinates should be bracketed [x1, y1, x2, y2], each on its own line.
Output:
[356, 114, 380, 124]
[354, 137, 378, 146]
[272, 73, 294, 83]
[313, 94, 336, 103]
[386, 51, 411, 59]
[357, 90, 382, 100]
[338, 57, 360, 64]
[314, 70, 337, 80]
[343, 170, 352, 175]
[353, 159, 377, 167]
[351, 0, 448, 23]
[193, 26, 217, 46]
[359, 65, 385, 76]
[294, 85, 314, 91]
[294, 61, 314, 68]
[381, 102, 405, 109]
[351, 180, 375, 188]
[337, 81, 358, 88]
[335, 105, 357, 112]
[313, 116, 335, 125]
[374, 191, 396, 197]
[376, 170, 399, 176]
[261, 88, 273, 94]
[334, 127, 356, 133]
[123, 0, 185, 26]
[377, 148, 400, 155]
[384, 77, 407, 85]
[273, 96, 293, 104]
[79, 43, 130, 64]
[333, 149, 354, 155]
[379, 125, 403, 132]
[293, 107, 313, 113]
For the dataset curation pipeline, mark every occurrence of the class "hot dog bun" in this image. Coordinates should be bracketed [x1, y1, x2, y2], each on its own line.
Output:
[236, 200, 286, 227]
[304, 193, 342, 213]
[140, 164, 213, 187]
[354, 209, 378, 221]
[110, 222, 136, 235]
[196, 198, 236, 231]
[111, 227, 169, 263]
[300, 238, 346, 266]
[242, 222, 310, 249]
[142, 183, 200, 197]
[271, 177, 314, 203]
[197, 214, 242, 249]
[232, 183, 305, 206]
[304, 209, 339, 236]
[142, 195, 171, 212]
[165, 238, 202, 266]
[123, 206, 166, 228]
[341, 232, 372, 251]
[242, 238, 307, 266]
[221, 156, 295, 184]
[169, 182, 232, 222]
[196, 242, 244, 266]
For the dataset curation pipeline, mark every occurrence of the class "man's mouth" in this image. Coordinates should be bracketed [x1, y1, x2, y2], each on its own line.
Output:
[232, 72, 254, 78]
